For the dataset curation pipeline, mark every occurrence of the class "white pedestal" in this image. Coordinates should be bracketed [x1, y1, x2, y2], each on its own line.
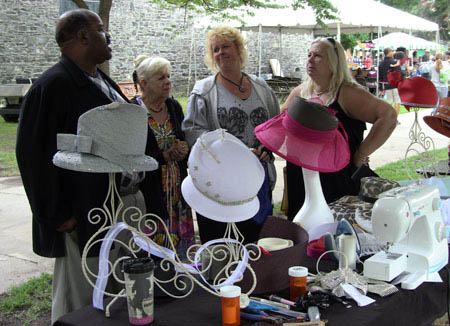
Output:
[292, 167, 334, 231]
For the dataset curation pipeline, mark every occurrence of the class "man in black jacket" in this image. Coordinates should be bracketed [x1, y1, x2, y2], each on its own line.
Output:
[378, 47, 400, 116]
[16, 9, 129, 323]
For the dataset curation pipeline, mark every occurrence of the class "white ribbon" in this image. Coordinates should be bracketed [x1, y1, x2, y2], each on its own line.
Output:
[193, 238, 249, 290]
[93, 223, 127, 310]
[93, 222, 249, 310]
[308, 222, 338, 241]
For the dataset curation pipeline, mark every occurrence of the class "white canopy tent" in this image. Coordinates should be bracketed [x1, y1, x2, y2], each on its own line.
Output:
[194, 0, 439, 77]
[298, 0, 439, 39]
[370, 32, 441, 51]
[196, 0, 439, 39]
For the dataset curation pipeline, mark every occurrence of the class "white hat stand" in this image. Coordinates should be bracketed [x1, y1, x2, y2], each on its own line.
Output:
[292, 167, 334, 231]
[404, 107, 439, 178]
[81, 173, 260, 317]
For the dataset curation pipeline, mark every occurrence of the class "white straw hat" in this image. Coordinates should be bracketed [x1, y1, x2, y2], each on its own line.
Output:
[181, 129, 264, 223]
[53, 102, 158, 173]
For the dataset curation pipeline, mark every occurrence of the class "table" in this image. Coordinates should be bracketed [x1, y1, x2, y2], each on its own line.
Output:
[54, 253, 449, 326]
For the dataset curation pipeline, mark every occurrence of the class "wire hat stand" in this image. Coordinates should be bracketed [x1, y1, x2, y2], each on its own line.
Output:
[404, 107, 440, 179]
[81, 173, 261, 317]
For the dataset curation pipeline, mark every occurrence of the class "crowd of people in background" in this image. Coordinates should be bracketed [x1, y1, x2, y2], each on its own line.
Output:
[377, 48, 450, 93]
[348, 46, 449, 119]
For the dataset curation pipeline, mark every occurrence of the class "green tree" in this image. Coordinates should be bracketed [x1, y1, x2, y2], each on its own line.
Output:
[340, 33, 370, 53]
[379, 0, 420, 14]
[380, 0, 448, 42]
[421, 0, 449, 42]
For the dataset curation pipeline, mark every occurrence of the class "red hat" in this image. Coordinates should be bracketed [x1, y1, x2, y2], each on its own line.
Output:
[387, 72, 438, 110]
[423, 98, 450, 138]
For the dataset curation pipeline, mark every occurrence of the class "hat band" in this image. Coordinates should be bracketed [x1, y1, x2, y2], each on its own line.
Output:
[192, 179, 256, 207]
[282, 112, 336, 142]
[57, 134, 92, 153]
[435, 111, 450, 121]
[401, 101, 436, 108]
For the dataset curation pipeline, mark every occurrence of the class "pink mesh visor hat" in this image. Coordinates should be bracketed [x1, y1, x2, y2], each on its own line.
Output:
[255, 96, 350, 172]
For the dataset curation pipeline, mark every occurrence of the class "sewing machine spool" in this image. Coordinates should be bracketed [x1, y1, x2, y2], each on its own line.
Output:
[338, 234, 357, 270]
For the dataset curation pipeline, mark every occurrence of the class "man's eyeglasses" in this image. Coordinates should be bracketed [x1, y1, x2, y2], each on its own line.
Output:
[327, 37, 338, 56]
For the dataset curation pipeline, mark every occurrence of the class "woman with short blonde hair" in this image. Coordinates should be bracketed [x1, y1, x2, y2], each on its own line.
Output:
[182, 26, 279, 244]
[204, 25, 248, 72]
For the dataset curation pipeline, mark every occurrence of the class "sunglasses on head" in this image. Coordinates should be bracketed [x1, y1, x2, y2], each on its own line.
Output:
[327, 37, 338, 56]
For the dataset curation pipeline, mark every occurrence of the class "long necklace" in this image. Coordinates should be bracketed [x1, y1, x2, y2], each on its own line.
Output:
[220, 73, 246, 93]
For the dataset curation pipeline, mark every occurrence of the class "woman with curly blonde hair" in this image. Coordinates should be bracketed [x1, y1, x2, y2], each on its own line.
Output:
[203, 26, 249, 72]
[182, 26, 279, 243]
[281, 37, 397, 221]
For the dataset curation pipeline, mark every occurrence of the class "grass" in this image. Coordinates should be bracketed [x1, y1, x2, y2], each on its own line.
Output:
[375, 147, 448, 181]
[399, 106, 408, 114]
[0, 273, 52, 325]
[177, 97, 188, 113]
[0, 119, 18, 177]
[273, 201, 283, 217]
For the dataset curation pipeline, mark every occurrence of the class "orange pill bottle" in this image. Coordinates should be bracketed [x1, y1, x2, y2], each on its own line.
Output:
[289, 266, 308, 301]
[220, 285, 241, 326]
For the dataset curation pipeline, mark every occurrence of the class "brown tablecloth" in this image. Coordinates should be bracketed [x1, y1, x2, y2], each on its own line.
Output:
[55, 252, 449, 326]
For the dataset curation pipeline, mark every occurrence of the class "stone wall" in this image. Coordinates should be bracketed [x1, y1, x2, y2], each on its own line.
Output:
[0, 0, 60, 82]
[0, 0, 312, 97]
[243, 30, 311, 78]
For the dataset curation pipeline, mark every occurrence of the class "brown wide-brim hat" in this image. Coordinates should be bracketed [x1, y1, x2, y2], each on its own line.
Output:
[237, 216, 309, 294]
[423, 98, 450, 138]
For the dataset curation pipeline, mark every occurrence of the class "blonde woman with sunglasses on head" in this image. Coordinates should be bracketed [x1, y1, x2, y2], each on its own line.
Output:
[281, 37, 397, 221]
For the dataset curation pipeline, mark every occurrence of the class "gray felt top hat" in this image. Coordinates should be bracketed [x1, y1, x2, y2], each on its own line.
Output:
[53, 102, 158, 173]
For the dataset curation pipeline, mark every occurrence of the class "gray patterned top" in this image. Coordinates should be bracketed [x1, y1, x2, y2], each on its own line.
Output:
[217, 82, 269, 149]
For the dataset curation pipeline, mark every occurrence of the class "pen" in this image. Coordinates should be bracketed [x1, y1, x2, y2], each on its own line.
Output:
[248, 299, 282, 311]
[250, 296, 291, 309]
[268, 295, 296, 307]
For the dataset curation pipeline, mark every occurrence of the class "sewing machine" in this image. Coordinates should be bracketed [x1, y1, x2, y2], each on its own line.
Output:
[363, 184, 449, 289]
